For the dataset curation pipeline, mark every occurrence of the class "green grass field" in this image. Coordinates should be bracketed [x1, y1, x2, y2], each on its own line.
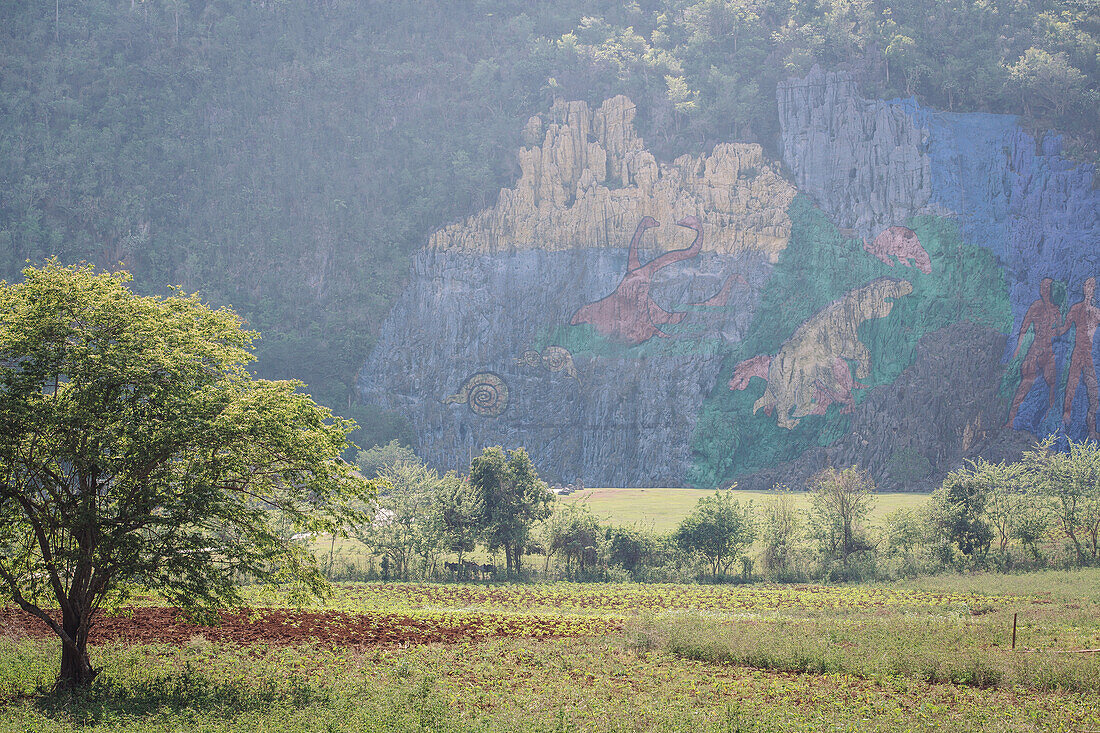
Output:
[305, 488, 930, 577]
[2, 570, 1098, 731]
[560, 488, 929, 533]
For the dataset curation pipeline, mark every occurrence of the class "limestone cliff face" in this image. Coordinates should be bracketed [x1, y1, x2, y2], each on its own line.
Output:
[361, 244, 770, 486]
[736, 322, 1035, 492]
[361, 97, 781, 486]
[748, 278, 914, 430]
[431, 96, 795, 259]
[776, 66, 1100, 447]
[362, 74, 1098, 490]
[777, 68, 936, 241]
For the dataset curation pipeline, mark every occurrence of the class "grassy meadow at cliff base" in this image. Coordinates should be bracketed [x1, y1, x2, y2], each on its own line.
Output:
[560, 488, 929, 533]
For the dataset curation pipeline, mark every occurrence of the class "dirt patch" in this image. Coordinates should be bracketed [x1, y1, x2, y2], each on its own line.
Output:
[0, 607, 621, 647]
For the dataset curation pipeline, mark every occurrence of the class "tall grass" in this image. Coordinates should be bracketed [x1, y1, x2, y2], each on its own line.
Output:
[632, 612, 1100, 692]
[895, 567, 1100, 604]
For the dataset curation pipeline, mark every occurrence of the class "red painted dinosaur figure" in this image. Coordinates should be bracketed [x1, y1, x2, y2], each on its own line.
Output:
[571, 215, 739, 345]
[728, 354, 771, 394]
[863, 226, 932, 274]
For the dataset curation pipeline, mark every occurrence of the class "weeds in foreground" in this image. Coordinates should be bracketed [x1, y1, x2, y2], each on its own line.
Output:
[34, 664, 324, 723]
[1, 570, 1098, 731]
[2, 636, 1097, 732]
[632, 612, 1100, 692]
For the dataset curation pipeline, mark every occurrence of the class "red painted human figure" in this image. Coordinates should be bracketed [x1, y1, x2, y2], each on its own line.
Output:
[1059, 277, 1100, 440]
[1006, 278, 1062, 429]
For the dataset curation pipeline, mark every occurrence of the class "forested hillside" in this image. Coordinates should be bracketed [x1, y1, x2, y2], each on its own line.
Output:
[2, 0, 1095, 447]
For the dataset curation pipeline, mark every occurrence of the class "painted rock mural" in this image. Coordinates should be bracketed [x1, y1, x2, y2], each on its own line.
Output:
[359, 67, 1100, 490]
[730, 277, 914, 430]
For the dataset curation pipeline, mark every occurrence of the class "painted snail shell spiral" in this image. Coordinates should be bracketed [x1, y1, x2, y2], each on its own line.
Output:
[541, 346, 579, 381]
[515, 349, 542, 368]
[445, 372, 509, 417]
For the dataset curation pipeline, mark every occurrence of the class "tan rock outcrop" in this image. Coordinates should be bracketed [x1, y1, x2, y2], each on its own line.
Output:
[429, 96, 796, 258]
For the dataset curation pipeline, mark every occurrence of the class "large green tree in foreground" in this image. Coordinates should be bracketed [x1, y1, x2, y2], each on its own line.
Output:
[0, 261, 372, 689]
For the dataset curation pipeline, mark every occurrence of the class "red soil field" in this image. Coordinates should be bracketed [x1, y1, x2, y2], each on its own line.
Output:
[0, 607, 621, 647]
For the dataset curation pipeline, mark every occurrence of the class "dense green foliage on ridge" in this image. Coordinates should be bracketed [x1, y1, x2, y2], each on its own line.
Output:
[1, 0, 1095, 444]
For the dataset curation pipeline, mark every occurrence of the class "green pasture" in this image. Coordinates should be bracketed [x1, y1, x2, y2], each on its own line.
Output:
[560, 487, 929, 533]
[3, 570, 1098, 731]
[303, 488, 931, 577]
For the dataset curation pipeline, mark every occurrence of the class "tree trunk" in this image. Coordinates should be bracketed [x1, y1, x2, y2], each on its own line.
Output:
[1067, 528, 1085, 566]
[58, 643, 95, 690]
[57, 609, 96, 690]
[511, 545, 522, 575]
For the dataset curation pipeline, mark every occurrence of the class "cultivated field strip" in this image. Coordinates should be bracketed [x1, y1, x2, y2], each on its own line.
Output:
[0, 607, 620, 647]
[302, 582, 1037, 616]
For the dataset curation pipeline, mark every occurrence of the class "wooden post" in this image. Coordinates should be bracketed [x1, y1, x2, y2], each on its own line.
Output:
[1012, 612, 1017, 650]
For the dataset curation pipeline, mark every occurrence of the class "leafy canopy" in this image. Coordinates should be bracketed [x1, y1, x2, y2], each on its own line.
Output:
[673, 490, 756, 577]
[468, 446, 552, 574]
[1022, 437, 1100, 564]
[0, 261, 372, 686]
[356, 439, 420, 479]
[359, 458, 446, 579]
[807, 465, 875, 567]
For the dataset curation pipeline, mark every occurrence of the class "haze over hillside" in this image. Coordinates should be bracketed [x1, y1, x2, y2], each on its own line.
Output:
[2, 0, 1097, 476]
